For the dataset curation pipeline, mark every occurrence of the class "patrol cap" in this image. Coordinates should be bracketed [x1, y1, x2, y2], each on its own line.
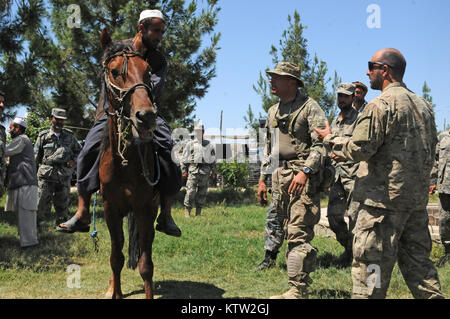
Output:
[336, 82, 356, 95]
[139, 9, 165, 24]
[51, 108, 67, 120]
[13, 117, 27, 128]
[266, 62, 304, 87]
[352, 81, 368, 93]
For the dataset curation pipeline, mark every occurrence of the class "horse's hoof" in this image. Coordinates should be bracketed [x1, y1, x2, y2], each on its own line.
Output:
[105, 291, 123, 299]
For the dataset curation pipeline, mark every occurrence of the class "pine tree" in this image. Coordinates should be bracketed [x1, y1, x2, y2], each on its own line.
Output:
[249, 10, 339, 122]
[243, 104, 260, 131]
[422, 81, 436, 109]
[0, 0, 221, 138]
[0, 0, 43, 121]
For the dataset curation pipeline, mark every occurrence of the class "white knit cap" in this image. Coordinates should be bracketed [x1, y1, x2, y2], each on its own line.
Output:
[139, 9, 165, 24]
[13, 117, 26, 128]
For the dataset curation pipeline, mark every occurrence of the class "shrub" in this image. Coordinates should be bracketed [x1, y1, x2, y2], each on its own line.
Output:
[216, 160, 250, 189]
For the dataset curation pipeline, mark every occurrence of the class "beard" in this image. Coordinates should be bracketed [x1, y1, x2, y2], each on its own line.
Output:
[142, 32, 156, 50]
[52, 123, 63, 131]
[338, 104, 352, 112]
[370, 71, 383, 90]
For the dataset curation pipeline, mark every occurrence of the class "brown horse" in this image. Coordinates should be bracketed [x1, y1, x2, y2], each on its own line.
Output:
[99, 29, 159, 299]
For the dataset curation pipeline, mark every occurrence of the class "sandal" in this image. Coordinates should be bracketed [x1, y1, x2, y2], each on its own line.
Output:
[56, 215, 90, 233]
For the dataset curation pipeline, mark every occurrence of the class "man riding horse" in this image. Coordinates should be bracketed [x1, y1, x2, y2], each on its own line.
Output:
[57, 9, 182, 237]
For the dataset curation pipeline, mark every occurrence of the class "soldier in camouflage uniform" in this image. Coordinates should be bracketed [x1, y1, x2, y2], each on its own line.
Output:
[181, 125, 216, 217]
[430, 128, 450, 266]
[352, 81, 368, 113]
[316, 48, 443, 299]
[35, 108, 81, 226]
[327, 82, 359, 266]
[0, 91, 7, 197]
[257, 62, 326, 299]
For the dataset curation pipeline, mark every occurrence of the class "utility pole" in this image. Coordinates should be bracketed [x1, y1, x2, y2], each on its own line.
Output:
[220, 110, 223, 145]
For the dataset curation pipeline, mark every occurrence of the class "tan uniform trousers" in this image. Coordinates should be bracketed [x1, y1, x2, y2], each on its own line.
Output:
[352, 204, 443, 299]
[272, 166, 321, 288]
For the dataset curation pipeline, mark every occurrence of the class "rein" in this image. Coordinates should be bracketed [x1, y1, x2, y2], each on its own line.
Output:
[102, 48, 160, 187]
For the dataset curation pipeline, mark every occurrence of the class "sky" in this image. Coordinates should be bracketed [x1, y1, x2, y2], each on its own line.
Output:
[12, 0, 450, 137]
[191, 0, 450, 137]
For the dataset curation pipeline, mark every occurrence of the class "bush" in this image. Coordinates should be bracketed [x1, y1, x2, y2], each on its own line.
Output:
[216, 160, 250, 189]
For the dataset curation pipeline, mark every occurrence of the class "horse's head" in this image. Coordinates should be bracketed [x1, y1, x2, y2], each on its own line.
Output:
[100, 29, 157, 141]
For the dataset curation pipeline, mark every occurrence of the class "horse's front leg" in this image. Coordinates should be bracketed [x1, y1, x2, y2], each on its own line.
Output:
[104, 200, 125, 299]
[135, 204, 157, 299]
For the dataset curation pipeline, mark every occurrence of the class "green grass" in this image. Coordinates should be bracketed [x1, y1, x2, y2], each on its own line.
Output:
[0, 190, 448, 299]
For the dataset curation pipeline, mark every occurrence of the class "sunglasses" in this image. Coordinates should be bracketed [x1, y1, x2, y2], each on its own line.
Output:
[368, 61, 394, 71]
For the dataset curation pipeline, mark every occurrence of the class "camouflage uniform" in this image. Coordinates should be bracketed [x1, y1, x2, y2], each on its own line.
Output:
[262, 203, 285, 254]
[353, 100, 367, 114]
[35, 126, 81, 225]
[0, 124, 6, 189]
[430, 130, 450, 256]
[324, 82, 443, 299]
[261, 64, 326, 296]
[181, 138, 216, 210]
[328, 104, 359, 254]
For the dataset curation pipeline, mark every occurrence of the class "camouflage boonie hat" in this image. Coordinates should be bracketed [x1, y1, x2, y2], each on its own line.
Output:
[266, 62, 304, 87]
[51, 108, 67, 120]
[337, 82, 356, 95]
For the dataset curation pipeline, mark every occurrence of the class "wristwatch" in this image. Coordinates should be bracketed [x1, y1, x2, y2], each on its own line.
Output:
[301, 166, 311, 176]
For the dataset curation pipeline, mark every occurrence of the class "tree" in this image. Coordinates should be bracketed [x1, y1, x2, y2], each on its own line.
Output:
[0, 0, 221, 138]
[422, 81, 436, 109]
[249, 10, 339, 122]
[243, 104, 260, 131]
[0, 0, 43, 122]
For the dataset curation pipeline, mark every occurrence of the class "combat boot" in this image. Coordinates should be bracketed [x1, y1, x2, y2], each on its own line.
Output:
[336, 248, 352, 267]
[254, 250, 277, 271]
[436, 244, 450, 267]
[185, 207, 191, 218]
[195, 207, 202, 216]
[270, 285, 308, 299]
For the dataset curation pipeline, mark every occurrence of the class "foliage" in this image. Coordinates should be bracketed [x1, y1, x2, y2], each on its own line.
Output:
[25, 111, 51, 145]
[248, 10, 340, 123]
[0, 0, 221, 138]
[422, 81, 436, 109]
[216, 160, 250, 189]
[243, 104, 260, 131]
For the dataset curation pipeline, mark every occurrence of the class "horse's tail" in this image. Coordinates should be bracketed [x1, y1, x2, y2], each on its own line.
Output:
[127, 211, 141, 270]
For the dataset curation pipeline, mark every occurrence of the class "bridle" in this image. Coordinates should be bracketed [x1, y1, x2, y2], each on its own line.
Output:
[102, 47, 160, 186]
[102, 48, 156, 116]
